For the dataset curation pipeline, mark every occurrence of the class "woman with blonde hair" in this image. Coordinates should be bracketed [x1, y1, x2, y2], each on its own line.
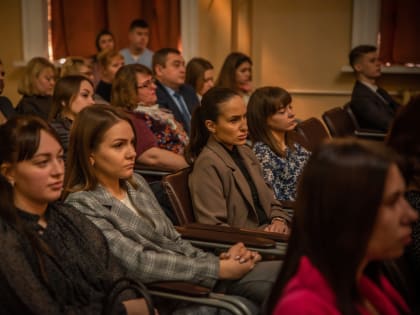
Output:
[95, 50, 124, 103]
[16, 57, 56, 120]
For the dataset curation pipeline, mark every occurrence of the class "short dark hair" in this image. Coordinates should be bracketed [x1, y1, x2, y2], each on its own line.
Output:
[349, 45, 377, 68]
[152, 48, 181, 73]
[129, 19, 149, 31]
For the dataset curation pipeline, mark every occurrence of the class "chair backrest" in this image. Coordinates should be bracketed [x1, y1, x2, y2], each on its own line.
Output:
[322, 106, 355, 137]
[161, 167, 195, 225]
[343, 102, 362, 129]
[295, 117, 330, 151]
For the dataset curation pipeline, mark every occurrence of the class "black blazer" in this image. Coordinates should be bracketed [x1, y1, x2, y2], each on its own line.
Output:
[0, 96, 16, 119]
[350, 80, 400, 132]
[155, 80, 199, 134]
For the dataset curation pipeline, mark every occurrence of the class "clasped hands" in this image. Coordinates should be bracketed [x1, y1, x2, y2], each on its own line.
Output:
[218, 242, 262, 279]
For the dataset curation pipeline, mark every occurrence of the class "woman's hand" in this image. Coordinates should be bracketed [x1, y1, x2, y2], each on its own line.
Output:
[219, 242, 261, 263]
[218, 242, 261, 279]
[264, 220, 289, 234]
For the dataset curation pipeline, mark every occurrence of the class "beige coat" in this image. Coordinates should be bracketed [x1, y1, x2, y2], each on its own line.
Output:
[189, 137, 290, 229]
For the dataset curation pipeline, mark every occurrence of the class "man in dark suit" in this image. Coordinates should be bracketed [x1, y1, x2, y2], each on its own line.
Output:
[349, 45, 400, 132]
[153, 48, 199, 134]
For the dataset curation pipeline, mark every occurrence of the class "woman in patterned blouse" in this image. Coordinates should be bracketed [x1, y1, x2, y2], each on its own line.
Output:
[247, 86, 311, 201]
[112, 64, 189, 155]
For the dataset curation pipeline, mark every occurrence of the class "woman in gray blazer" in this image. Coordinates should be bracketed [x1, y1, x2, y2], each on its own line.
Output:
[64, 104, 280, 315]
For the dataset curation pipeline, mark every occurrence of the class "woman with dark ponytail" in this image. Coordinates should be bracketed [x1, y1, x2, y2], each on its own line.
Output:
[0, 116, 154, 314]
[185, 87, 290, 233]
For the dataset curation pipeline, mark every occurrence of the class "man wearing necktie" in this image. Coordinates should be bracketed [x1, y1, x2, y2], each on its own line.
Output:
[153, 48, 199, 134]
[349, 45, 401, 132]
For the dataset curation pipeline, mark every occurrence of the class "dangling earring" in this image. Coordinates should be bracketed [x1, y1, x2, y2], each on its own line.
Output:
[89, 156, 95, 167]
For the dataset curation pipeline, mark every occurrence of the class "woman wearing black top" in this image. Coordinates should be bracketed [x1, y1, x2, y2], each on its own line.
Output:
[0, 115, 154, 315]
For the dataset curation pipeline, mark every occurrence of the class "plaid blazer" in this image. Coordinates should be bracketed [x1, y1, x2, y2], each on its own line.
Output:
[65, 173, 219, 288]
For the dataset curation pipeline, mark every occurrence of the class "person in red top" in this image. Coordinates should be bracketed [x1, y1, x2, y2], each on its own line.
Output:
[266, 139, 417, 315]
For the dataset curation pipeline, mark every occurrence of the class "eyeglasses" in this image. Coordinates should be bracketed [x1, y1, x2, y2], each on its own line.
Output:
[137, 78, 156, 89]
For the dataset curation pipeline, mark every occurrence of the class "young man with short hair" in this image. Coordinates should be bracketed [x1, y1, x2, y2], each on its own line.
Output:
[349, 45, 400, 132]
[120, 19, 153, 68]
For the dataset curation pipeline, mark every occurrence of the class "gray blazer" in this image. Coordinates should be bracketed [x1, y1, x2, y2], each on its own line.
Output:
[65, 173, 219, 288]
[189, 137, 290, 229]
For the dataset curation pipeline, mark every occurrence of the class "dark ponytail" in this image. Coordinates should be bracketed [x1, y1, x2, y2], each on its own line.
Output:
[185, 105, 210, 164]
[184, 87, 239, 164]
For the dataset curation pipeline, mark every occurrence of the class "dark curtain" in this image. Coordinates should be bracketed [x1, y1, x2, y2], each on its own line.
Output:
[379, 0, 420, 64]
[51, 0, 180, 59]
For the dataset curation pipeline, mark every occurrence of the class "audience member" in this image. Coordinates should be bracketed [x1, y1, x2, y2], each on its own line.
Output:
[120, 19, 153, 68]
[0, 58, 16, 124]
[153, 48, 199, 134]
[215, 52, 253, 104]
[247, 87, 311, 201]
[91, 29, 117, 86]
[266, 139, 417, 315]
[64, 104, 280, 314]
[95, 29, 116, 54]
[113, 64, 188, 155]
[95, 50, 124, 102]
[186, 87, 290, 232]
[0, 115, 154, 315]
[349, 45, 401, 132]
[16, 57, 56, 120]
[49, 75, 95, 158]
[61, 56, 107, 104]
[112, 64, 188, 171]
[186, 57, 214, 100]
[60, 57, 94, 82]
[387, 96, 420, 313]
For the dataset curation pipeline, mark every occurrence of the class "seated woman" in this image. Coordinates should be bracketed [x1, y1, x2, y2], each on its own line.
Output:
[387, 96, 420, 313]
[64, 104, 279, 314]
[16, 57, 56, 120]
[48, 75, 95, 158]
[266, 139, 417, 315]
[186, 87, 290, 233]
[112, 64, 189, 162]
[247, 87, 311, 202]
[91, 29, 116, 85]
[186, 57, 214, 100]
[215, 52, 253, 104]
[95, 50, 124, 102]
[0, 115, 153, 315]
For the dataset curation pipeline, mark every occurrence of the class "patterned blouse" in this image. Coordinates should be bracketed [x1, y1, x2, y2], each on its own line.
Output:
[253, 142, 311, 201]
[134, 105, 189, 154]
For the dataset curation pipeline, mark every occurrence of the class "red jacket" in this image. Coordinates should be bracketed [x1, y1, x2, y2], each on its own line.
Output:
[273, 256, 409, 315]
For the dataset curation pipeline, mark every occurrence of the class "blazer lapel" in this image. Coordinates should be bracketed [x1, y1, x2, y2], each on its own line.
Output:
[207, 138, 256, 215]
